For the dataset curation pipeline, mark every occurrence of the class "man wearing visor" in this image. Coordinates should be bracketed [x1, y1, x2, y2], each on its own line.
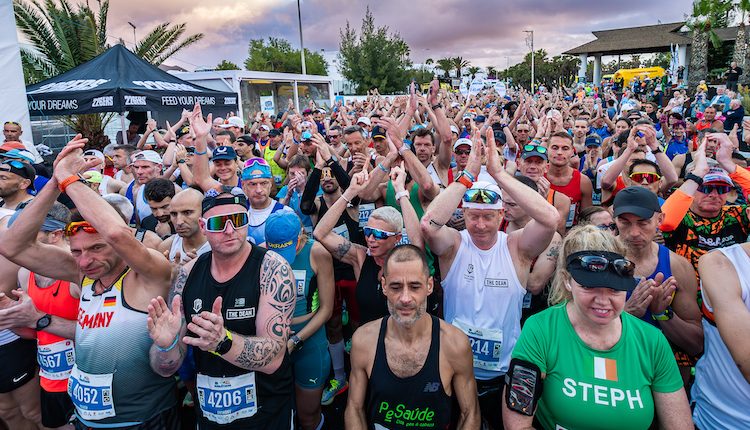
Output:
[503, 225, 692, 430]
[421, 130, 559, 429]
[147, 189, 297, 429]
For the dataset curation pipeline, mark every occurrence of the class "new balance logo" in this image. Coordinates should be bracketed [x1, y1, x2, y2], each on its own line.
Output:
[423, 382, 440, 393]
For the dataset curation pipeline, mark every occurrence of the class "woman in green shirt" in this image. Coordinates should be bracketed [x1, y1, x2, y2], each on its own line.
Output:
[502, 225, 692, 430]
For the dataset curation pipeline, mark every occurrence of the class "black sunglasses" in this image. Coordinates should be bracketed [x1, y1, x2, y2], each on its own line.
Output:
[566, 252, 635, 278]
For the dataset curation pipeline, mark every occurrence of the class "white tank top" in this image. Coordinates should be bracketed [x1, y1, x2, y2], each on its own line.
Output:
[692, 245, 750, 429]
[442, 230, 525, 379]
[426, 162, 444, 189]
[168, 236, 211, 263]
[134, 184, 151, 223]
[98, 175, 111, 195]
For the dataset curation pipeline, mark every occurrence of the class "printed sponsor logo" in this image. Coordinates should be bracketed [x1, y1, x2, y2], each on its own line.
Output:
[422, 382, 440, 393]
[193, 299, 203, 313]
[234, 298, 245, 307]
[28, 79, 110, 94]
[161, 96, 216, 106]
[224, 97, 237, 105]
[124, 95, 147, 106]
[92, 96, 114, 107]
[378, 401, 435, 425]
[29, 99, 79, 111]
[226, 307, 256, 320]
[132, 80, 200, 91]
[484, 278, 508, 288]
[77, 309, 114, 329]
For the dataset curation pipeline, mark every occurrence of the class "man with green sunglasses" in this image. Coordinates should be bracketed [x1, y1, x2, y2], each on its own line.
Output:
[421, 127, 559, 429]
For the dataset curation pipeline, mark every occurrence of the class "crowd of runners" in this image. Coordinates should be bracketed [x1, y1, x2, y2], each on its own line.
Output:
[0, 76, 748, 430]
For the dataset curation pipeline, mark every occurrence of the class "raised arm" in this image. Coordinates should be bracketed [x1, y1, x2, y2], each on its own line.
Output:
[187, 103, 221, 193]
[391, 166, 424, 250]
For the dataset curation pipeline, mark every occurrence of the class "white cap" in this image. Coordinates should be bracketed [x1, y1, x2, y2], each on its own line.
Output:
[83, 149, 105, 162]
[259, 124, 270, 131]
[450, 125, 459, 134]
[453, 138, 473, 150]
[357, 117, 371, 126]
[451, 102, 460, 108]
[220, 116, 245, 129]
[463, 181, 503, 210]
[130, 150, 163, 165]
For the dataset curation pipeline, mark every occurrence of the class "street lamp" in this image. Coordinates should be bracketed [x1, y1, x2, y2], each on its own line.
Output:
[127, 21, 137, 50]
[296, 0, 307, 74]
[524, 30, 534, 92]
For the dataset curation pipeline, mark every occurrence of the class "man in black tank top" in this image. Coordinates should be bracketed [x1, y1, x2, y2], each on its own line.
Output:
[146, 190, 296, 429]
[345, 245, 479, 429]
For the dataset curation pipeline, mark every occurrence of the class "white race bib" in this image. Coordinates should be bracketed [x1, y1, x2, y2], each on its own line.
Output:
[197, 373, 258, 424]
[293, 269, 307, 299]
[359, 203, 375, 227]
[38, 339, 75, 380]
[332, 223, 350, 240]
[566, 203, 577, 228]
[453, 320, 503, 371]
[68, 365, 115, 420]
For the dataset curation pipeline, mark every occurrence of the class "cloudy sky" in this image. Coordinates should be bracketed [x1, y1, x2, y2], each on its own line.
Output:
[104, 0, 691, 72]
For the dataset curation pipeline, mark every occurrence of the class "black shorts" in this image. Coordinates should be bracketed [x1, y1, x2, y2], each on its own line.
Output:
[0, 338, 37, 393]
[41, 389, 74, 428]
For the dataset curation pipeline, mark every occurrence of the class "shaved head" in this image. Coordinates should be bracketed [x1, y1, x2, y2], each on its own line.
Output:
[169, 188, 205, 239]
[171, 188, 203, 207]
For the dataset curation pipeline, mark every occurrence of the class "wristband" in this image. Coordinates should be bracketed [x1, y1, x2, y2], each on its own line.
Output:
[177, 159, 186, 164]
[395, 190, 409, 201]
[456, 173, 474, 189]
[155, 334, 180, 352]
[429, 219, 445, 228]
[685, 173, 703, 186]
[398, 141, 411, 156]
[377, 163, 390, 174]
[651, 146, 662, 154]
[194, 149, 207, 156]
[341, 194, 354, 208]
[652, 307, 673, 321]
[431, 103, 444, 110]
[461, 170, 476, 182]
[58, 175, 82, 193]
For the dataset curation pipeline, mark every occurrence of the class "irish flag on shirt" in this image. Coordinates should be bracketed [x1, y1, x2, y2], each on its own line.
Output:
[594, 357, 618, 382]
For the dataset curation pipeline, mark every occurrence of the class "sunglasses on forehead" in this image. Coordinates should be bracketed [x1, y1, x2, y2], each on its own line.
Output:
[65, 221, 97, 237]
[3, 121, 20, 127]
[523, 144, 547, 154]
[463, 188, 502, 205]
[201, 212, 249, 232]
[568, 254, 635, 278]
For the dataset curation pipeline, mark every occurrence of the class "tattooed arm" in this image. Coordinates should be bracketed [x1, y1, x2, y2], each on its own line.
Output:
[526, 232, 562, 295]
[221, 252, 296, 373]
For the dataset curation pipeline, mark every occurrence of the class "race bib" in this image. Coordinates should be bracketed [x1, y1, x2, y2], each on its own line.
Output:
[566, 203, 577, 228]
[273, 175, 283, 187]
[453, 320, 503, 371]
[197, 373, 258, 424]
[359, 203, 375, 227]
[293, 269, 307, 299]
[395, 228, 410, 246]
[38, 340, 75, 380]
[332, 223, 350, 240]
[68, 365, 115, 420]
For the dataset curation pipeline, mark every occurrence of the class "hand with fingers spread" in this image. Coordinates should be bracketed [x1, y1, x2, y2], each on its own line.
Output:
[708, 132, 737, 173]
[147, 295, 184, 349]
[188, 102, 213, 138]
[53, 134, 101, 182]
[183, 296, 227, 352]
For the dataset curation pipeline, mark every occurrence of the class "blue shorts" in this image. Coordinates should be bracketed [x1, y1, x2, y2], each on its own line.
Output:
[290, 322, 330, 389]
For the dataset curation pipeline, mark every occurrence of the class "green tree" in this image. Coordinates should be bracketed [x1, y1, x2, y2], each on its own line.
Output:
[14, 0, 204, 148]
[215, 60, 240, 70]
[734, 0, 750, 85]
[687, 0, 731, 89]
[338, 7, 412, 94]
[486, 66, 498, 79]
[499, 50, 579, 89]
[436, 57, 453, 78]
[452, 56, 470, 77]
[467, 66, 481, 80]
[244, 37, 327, 75]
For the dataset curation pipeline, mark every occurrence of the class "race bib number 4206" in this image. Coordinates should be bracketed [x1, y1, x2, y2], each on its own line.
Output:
[197, 373, 258, 424]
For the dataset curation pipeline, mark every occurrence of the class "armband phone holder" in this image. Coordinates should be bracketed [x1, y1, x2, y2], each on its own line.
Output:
[505, 358, 543, 416]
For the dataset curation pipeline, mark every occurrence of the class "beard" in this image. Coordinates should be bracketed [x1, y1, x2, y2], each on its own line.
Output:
[387, 299, 426, 328]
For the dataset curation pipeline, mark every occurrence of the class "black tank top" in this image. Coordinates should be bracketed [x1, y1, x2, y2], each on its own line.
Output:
[182, 245, 293, 429]
[679, 152, 694, 179]
[319, 196, 364, 280]
[357, 255, 389, 324]
[366, 315, 452, 429]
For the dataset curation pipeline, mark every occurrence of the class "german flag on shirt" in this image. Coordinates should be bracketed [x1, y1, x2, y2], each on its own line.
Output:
[103, 296, 116, 307]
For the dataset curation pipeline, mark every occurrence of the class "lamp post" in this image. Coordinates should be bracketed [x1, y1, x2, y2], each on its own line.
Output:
[524, 30, 534, 92]
[296, 0, 307, 75]
[127, 22, 137, 50]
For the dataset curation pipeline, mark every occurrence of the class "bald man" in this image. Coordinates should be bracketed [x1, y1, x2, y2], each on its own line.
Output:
[158, 189, 210, 263]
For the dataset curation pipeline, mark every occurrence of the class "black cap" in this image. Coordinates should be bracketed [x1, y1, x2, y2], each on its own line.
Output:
[613, 186, 661, 219]
[521, 145, 548, 161]
[237, 134, 256, 144]
[176, 125, 191, 139]
[566, 250, 637, 291]
[268, 129, 282, 137]
[585, 134, 602, 147]
[211, 146, 238, 161]
[0, 161, 35, 191]
[371, 125, 386, 140]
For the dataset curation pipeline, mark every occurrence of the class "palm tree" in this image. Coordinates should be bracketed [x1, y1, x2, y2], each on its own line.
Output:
[468, 66, 481, 81]
[686, 0, 729, 90]
[436, 57, 453, 78]
[486, 66, 498, 79]
[14, 0, 203, 147]
[452, 56, 470, 77]
[425, 58, 434, 65]
[734, 0, 750, 86]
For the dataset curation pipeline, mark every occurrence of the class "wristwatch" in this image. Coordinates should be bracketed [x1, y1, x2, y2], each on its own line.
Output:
[35, 314, 52, 331]
[289, 334, 304, 351]
[325, 154, 339, 166]
[685, 173, 704, 186]
[213, 330, 234, 356]
[652, 307, 673, 322]
[431, 103, 444, 110]
[651, 146, 662, 154]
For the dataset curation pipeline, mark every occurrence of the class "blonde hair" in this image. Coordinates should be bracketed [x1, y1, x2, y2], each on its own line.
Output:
[548, 225, 628, 306]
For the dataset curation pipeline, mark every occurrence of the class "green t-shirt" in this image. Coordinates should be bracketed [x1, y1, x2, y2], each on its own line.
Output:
[512, 303, 682, 430]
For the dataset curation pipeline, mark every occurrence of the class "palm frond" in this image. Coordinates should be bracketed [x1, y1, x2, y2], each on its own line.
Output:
[151, 33, 204, 66]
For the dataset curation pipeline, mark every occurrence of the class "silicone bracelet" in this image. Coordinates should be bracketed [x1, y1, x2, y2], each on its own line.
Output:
[58, 175, 81, 193]
[155, 334, 179, 352]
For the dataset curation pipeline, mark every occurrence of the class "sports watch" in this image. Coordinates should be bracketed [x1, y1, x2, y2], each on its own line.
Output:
[213, 330, 234, 356]
[36, 314, 52, 331]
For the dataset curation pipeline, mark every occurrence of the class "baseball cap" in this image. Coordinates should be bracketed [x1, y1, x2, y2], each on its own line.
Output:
[566, 250, 637, 291]
[83, 149, 105, 162]
[703, 167, 733, 186]
[462, 113, 473, 120]
[130, 150, 162, 165]
[0, 161, 35, 190]
[371, 126, 386, 140]
[475, 115, 486, 123]
[357, 117, 371, 126]
[3, 149, 35, 163]
[613, 186, 661, 219]
[0, 141, 25, 152]
[241, 158, 272, 180]
[176, 125, 191, 139]
[220, 116, 245, 129]
[237, 134, 256, 144]
[259, 124, 271, 131]
[453, 138, 473, 150]
[211, 146, 237, 162]
[463, 181, 502, 210]
[450, 125, 459, 134]
[265, 212, 302, 264]
[268, 129, 282, 137]
[585, 134, 602, 147]
[82, 170, 103, 184]
[521, 144, 548, 161]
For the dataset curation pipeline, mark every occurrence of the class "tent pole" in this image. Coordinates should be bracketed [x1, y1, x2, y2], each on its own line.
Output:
[120, 112, 126, 144]
[293, 81, 300, 113]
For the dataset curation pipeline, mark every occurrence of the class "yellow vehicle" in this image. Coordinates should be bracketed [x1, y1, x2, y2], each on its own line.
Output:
[613, 67, 665, 83]
[420, 82, 452, 92]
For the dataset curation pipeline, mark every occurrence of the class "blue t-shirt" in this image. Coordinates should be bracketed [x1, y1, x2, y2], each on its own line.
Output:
[275, 185, 317, 234]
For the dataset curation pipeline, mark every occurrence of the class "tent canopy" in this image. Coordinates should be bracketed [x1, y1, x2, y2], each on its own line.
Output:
[26, 44, 238, 117]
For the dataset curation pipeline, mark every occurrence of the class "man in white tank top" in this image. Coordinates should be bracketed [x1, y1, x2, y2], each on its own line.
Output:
[421, 130, 559, 430]
[692, 243, 750, 429]
[158, 189, 211, 263]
